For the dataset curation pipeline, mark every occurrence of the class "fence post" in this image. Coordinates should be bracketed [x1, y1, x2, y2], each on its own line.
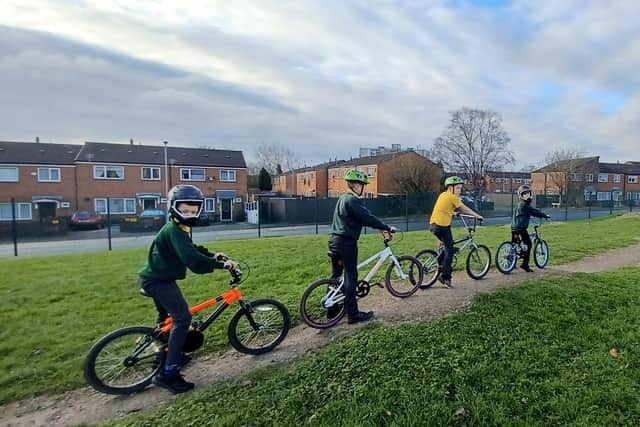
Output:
[257, 196, 261, 238]
[405, 192, 409, 232]
[11, 197, 18, 256]
[588, 195, 592, 222]
[315, 195, 318, 235]
[610, 191, 613, 215]
[564, 192, 568, 221]
[107, 197, 112, 251]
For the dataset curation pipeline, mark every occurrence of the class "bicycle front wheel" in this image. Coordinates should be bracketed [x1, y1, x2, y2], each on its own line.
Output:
[228, 299, 291, 355]
[415, 249, 440, 289]
[385, 255, 423, 298]
[84, 326, 164, 395]
[300, 278, 345, 329]
[495, 241, 517, 274]
[466, 244, 491, 279]
[534, 239, 550, 268]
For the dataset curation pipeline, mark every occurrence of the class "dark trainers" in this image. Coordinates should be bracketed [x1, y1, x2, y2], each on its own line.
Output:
[327, 304, 343, 319]
[347, 311, 374, 324]
[152, 370, 194, 394]
[438, 275, 452, 288]
[520, 265, 534, 273]
[177, 353, 192, 368]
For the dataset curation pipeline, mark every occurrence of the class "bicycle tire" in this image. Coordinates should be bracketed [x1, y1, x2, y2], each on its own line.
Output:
[466, 244, 491, 279]
[300, 278, 345, 329]
[84, 326, 164, 395]
[228, 299, 291, 355]
[385, 255, 423, 298]
[534, 239, 550, 268]
[495, 241, 517, 274]
[415, 249, 440, 289]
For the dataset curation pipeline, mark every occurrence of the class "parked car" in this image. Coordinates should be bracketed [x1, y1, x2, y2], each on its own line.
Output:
[69, 211, 105, 230]
[193, 210, 211, 227]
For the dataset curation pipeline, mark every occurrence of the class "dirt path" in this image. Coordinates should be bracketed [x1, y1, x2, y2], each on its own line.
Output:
[3, 245, 640, 427]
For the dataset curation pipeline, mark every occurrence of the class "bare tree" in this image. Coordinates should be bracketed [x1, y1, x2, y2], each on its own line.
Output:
[254, 143, 301, 175]
[543, 147, 587, 205]
[431, 108, 514, 200]
[390, 156, 443, 193]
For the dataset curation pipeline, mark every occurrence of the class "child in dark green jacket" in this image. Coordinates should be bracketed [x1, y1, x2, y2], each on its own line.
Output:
[139, 184, 236, 394]
[512, 184, 551, 272]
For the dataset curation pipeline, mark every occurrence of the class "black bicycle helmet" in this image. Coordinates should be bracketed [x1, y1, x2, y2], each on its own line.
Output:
[168, 185, 204, 226]
[517, 184, 532, 199]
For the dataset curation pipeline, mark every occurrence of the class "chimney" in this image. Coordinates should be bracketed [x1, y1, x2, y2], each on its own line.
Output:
[36, 136, 40, 143]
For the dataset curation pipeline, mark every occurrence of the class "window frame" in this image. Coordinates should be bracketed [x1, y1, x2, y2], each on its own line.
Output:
[204, 198, 216, 212]
[94, 165, 125, 180]
[180, 168, 206, 182]
[613, 174, 621, 183]
[141, 166, 161, 181]
[0, 167, 19, 182]
[0, 202, 32, 221]
[570, 172, 581, 182]
[37, 167, 61, 182]
[586, 173, 594, 182]
[628, 175, 639, 184]
[220, 169, 237, 182]
[94, 198, 136, 214]
[598, 173, 608, 183]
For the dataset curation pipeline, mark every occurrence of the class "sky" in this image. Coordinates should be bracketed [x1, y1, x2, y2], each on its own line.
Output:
[1, 0, 639, 170]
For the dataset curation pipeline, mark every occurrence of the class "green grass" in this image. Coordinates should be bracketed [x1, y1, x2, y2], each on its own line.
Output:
[1, 213, 640, 403]
[109, 268, 640, 426]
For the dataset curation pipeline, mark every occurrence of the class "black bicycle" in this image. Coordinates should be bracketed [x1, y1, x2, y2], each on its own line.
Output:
[84, 262, 290, 395]
[495, 219, 550, 273]
[416, 214, 491, 288]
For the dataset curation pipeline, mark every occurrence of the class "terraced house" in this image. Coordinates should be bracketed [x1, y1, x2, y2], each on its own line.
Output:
[0, 140, 248, 223]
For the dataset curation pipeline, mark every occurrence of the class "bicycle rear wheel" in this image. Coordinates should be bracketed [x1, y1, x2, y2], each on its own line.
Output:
[385, 255, 423, 298]
[84, 326, 164, 395]
[466, 244, 491, 279]
[495, 241, 517, 274]
[299, 278, 345, 329]
[415, 249, 440, 289]
[228, 299, 290, 355]
[534, 239, 550, 268]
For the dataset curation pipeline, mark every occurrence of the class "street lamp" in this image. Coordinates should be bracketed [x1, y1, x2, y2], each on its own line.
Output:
[163, 141, 169, 201]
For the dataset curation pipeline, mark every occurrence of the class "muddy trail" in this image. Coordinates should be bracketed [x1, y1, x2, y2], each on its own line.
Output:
[3, 245, 640, 427]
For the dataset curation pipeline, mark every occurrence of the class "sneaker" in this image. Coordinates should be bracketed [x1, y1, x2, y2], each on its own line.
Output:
[152, 369, 194, 394]
[438, 275, 452, 288]
[327, 304, 343, 320]
[520, 265, 534, 273]
[347, 311, 374, 324]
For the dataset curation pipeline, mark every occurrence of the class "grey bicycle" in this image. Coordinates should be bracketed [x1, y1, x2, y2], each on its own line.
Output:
[495, 218, 550, 274]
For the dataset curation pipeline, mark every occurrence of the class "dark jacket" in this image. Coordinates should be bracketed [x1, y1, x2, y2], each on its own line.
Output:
[512, 199, 547, 230]
[329, 192, 390, 240]
[139, 220, 225, 281]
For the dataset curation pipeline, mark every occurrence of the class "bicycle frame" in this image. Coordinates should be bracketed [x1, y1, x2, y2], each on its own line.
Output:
[323, 235, 404, 306]
[438, 214, 481, 255]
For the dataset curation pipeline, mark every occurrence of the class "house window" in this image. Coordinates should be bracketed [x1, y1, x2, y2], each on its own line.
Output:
[587, 173, 594, 182]
[37, 167, 61, 182]
[0, 202, 32, 221]
[598, 174, 608, 182]
[0, 167, 19, 182]
[570, 173, 581, 182]
[94, 198, 136, 214]
[180, 168, 205, 181]
[596, 192, 611, 201]
[367, 167, 375, 177]
[628, 175, 639, 184]
[94, 165, 125, 180]
[613, 174, 621, 183]
[204, 198, 216, 212]
[141, 167, 161, 180]
[220, 170, 237, 182]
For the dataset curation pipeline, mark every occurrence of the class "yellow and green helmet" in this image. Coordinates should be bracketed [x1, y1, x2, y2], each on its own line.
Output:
[344, 169, 369, 184]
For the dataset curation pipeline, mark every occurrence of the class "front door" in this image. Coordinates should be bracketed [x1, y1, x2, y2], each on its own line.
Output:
[38, 202, 56, 220]
[220, 199, 232, 221]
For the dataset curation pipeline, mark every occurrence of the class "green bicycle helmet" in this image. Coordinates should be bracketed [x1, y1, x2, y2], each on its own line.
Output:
[344, 169, 369, 185]
[444, 176, 464, 187]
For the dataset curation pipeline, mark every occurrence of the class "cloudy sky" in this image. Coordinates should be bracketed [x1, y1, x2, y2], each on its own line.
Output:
[1, 0, 638, 169]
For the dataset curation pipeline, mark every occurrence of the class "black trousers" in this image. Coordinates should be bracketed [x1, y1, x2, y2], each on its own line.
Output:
[512, 229, 532, 267]
[328, 235, 360, 317]
[140, 278, 192, 368]
[430, 224, 455, 280]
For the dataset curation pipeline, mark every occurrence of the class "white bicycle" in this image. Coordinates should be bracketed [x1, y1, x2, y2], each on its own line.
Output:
[299, 231, 424, 329]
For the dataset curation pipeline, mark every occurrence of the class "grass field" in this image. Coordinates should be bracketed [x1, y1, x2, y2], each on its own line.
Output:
[1, 213, 640, 403]
[109, 268, 640, 426]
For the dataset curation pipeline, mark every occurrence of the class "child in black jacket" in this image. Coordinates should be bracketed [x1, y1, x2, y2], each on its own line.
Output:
[512, 184, 551, 272]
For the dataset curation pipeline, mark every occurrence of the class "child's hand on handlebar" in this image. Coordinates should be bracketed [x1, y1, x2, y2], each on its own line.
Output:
[223, 260, 238, 270]
[215, 252, 229, 261]
[388, 226, 397, 233]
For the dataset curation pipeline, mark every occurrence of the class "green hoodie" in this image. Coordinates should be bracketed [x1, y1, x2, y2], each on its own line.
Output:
[329, 192, 390, 240]
[139, 220, 225, 281]
[512, 199, 547, 230]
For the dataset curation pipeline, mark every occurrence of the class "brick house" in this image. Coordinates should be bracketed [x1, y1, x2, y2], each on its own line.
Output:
[327, 151, 443, 197]
[272, 171, 296, 194]
[1, 140, 248, 223]
[486, 171, 532, 193]
[293, 160, 346, 197]
[0, 141, 82, 221]
[531, 156, 640, 204]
